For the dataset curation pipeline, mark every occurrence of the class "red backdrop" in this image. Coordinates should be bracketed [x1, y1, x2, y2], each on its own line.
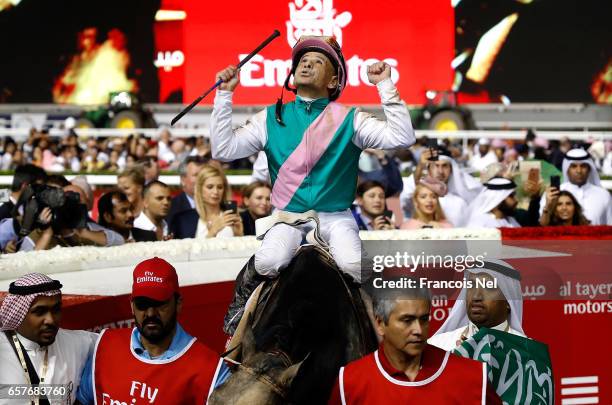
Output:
[171, 0, 454, 106]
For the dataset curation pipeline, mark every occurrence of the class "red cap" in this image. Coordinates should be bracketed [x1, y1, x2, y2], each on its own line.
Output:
[132, 257, 179, 301]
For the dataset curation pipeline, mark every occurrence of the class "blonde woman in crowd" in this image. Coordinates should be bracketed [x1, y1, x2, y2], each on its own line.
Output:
[171, 164, 243, 239]
[401, 177, 452, 229]
[117, 166, 145, 217]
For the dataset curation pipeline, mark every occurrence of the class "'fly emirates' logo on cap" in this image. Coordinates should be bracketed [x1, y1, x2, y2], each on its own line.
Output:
[136, 271, 164, 284]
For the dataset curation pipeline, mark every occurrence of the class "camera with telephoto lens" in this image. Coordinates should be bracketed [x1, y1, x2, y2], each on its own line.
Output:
[15, 184, 88, 237]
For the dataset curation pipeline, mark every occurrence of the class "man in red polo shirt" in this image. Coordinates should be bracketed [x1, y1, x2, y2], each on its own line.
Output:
[76, 257, 224, 404]
[328, 286, 501, 404]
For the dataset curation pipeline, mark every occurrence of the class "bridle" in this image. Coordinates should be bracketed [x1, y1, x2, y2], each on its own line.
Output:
[222, 346, 293, 402]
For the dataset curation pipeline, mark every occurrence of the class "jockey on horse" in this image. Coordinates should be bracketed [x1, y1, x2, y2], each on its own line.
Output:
[211, 35, 416, 335]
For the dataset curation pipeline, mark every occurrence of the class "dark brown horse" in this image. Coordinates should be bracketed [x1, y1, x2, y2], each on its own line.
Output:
[209, 246, 377, 405]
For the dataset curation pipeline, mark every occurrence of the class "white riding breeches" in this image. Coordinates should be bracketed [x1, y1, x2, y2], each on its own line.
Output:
[254, 209, 362, 282]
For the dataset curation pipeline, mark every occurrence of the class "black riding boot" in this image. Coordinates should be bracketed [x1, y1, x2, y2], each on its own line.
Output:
[223, 255, 266, 335]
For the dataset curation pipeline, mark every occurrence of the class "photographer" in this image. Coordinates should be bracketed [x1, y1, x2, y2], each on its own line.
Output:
[351, 181, 395, 231]
[0, 164, 46, 221]
[64, 183, 126, 246]
[13, 184, 111, 252]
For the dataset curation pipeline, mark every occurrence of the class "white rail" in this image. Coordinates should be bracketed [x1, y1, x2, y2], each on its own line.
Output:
[0, 128, 611, 141]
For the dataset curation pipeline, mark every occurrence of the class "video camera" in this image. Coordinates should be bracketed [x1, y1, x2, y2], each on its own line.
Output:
[15, 184, 89, 237]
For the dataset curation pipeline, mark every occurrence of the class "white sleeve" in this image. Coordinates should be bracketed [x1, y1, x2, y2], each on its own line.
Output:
[352, 78, 416, 150]
[210, 90, 267, 161]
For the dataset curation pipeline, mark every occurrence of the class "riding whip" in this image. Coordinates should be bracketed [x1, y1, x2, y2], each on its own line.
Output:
[171, 29, 281, 126]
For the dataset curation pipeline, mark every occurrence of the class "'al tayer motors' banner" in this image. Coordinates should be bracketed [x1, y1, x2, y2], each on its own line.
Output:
[182, 0, 454, 105]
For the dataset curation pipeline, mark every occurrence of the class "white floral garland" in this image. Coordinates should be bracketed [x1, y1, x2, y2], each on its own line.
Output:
[0, 228, 500, 280]
[359, 228, 500, 241]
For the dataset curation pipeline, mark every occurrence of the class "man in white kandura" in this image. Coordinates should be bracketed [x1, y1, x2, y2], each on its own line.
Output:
[0, 273, 97, 405]
[540, 148, 611, 225]
[428, 260, 526, 351]
[467, 177, 520, 228]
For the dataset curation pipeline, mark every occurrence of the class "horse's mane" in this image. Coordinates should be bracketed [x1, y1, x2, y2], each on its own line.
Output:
[251, 246, 374, 404]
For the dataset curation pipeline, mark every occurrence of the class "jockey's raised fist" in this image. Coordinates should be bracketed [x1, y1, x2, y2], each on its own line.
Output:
[367, 62, 391, 85]
[216, 65, 240, 92]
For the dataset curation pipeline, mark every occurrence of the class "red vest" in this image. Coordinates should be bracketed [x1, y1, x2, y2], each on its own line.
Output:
[340, 345, 486, 404]
[93, 328, 221, 405]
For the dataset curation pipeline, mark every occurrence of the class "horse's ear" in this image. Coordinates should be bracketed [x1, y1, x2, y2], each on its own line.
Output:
[241, 314, 257, 362]
[279, 353, 309, 388]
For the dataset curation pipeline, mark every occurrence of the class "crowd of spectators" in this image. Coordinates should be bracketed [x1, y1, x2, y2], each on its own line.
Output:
[0, 129, 610, 254]
[353, 133, 611, 230]
[1, 127, 611, 177]
[0, 128, 234, 173]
